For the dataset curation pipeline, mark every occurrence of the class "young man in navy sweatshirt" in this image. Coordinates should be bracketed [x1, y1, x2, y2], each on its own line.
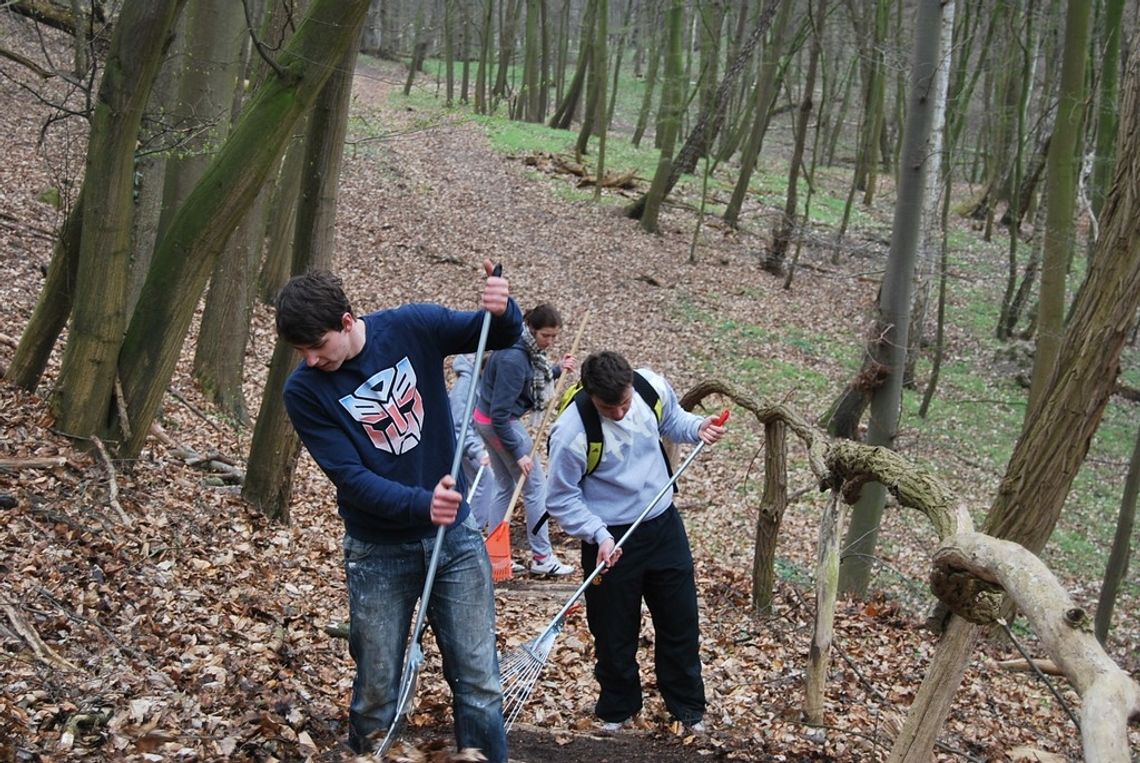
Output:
[277, 261, 520, 760]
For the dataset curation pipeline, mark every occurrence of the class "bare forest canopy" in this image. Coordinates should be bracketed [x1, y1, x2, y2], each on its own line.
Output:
[1, 1, 1138, 761]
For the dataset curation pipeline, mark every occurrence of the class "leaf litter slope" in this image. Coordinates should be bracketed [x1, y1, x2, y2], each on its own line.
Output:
[0, 55, 1136, 762]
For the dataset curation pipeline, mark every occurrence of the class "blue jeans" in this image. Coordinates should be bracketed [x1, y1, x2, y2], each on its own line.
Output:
[475, 418, 555, 559]
[344, 516, 507, 762]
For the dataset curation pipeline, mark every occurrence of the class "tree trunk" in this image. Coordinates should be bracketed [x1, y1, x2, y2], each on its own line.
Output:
[751, 419, 786, 614]
[1089, 0, 1125, 223]
[765, 0, 823, 277]
[838, 0, 943, 597]
[638, 0, 683, 234]
[723, 0, 793, 227]
[242, 36, 359, 518]
[905, 0, 954, 384]
[6, 186, 85, 391]
[258, 121, 309, 303]
[179, 0, 262, 421]
[889, 29, 1140, 760]
[494, 0, 524, 99]
[591, 0, 608, 199]
[521, 0, 542, 120]
[1026, 0, 1089, 418]
[574, 0, 603, 158]
[630, 0, 661, 148]
[115, 0, 372, 460]
[627, 0, 778, 221]
[1095, 423, 1139, 645]
[805, 492, 845, 724]
[51, 0, 185, 441]
[548, 0, 594, 129]
[475, 0, 494, 114]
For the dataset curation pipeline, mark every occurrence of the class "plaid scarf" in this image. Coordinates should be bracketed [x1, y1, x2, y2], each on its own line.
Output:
[521, 326, 553, 412]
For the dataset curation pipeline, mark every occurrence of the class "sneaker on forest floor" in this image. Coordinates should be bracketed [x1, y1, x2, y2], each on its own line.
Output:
[529, 554, 573, 576]
[684, 721, 706, 734]
[510, 561, 526, 574]
[599, 718, 628, 734]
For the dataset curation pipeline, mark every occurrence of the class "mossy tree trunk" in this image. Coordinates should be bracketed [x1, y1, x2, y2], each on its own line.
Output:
[6, 186, 84, 391]
[751, 419, 786, 614]
[51, 0, 186, 441]
[243, 38, 359, 520]
[115, 0, 372, 460]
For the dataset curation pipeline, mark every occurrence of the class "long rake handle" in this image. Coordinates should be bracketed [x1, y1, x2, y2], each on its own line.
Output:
[379, 265, 502, 755]
[541, 408, 730, 633]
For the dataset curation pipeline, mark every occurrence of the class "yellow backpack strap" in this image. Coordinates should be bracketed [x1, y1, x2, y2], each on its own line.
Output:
[571, 388, 605, 474]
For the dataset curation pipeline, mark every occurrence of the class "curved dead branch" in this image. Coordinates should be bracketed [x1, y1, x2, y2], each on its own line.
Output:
[680, 379, 828, 479]
[933, 533, 1140, 761]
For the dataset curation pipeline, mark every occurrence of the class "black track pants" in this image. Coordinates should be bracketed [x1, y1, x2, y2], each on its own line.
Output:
[580, 504, 706, 725]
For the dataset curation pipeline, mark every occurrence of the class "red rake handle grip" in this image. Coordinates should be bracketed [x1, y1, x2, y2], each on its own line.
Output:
[714, 408, 730, 426]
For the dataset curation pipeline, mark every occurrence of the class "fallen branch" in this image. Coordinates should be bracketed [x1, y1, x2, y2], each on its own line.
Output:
[996, 658, 1063, 676]
[0, 456, 68, 470]
[90, 436, 132, 527]
[3, 603, 82, 672]
[933, 533, 1140, 761]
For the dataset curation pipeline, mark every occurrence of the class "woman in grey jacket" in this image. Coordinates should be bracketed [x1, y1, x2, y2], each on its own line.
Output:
[475, 303, 576, 575]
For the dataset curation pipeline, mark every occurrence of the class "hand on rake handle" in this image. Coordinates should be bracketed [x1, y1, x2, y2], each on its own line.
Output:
[595, 537, 623, 575]
[431, 474, 461, 525]
[481, 259, 508, 315]
[699, 408, 730, 444]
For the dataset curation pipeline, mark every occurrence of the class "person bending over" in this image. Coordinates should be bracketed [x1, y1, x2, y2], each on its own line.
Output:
[277, 262, 519, 760]
[545, 350, 725, 733]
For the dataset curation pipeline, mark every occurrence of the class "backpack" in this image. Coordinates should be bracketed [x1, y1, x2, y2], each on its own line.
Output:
[555, 371, 672, 478]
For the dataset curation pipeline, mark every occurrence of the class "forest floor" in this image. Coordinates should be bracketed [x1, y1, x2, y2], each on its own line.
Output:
[1, 53, 1138, 763]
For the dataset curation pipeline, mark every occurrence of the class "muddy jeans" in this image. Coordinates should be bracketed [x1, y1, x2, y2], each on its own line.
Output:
[343, 516, 507, 761]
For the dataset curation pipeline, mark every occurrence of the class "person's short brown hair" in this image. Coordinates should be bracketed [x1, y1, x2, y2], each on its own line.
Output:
[275, 270, 353, 346]
[580, 351, 634, 405]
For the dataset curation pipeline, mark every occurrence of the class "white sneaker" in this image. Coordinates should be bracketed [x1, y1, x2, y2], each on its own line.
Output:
[529, 555, 574, 576]
[599, 719, 626, 734]
[510, 561, 526, 574]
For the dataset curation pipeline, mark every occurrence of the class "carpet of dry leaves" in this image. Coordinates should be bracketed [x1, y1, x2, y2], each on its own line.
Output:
[1, 53, 1137, 763]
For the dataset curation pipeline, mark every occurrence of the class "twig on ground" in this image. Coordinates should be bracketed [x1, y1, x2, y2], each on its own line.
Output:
[91, 436, 132, 526]
[3, 603, 83, 672]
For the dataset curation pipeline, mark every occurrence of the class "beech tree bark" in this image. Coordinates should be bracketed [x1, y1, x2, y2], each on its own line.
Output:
[837, 0, 944, 597]
[115, 0, 372, 459]
[51, 0, 185, 440]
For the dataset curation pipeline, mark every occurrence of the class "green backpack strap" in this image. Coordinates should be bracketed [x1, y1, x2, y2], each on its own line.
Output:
[552, 371, 670, 477]
[536, 371, 678, 536]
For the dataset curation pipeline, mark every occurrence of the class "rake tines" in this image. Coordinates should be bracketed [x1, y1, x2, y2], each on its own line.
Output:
[500, 622, 563, 729]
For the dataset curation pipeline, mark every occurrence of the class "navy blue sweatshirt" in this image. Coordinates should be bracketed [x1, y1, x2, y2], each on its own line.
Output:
[283, 301, 522, 543]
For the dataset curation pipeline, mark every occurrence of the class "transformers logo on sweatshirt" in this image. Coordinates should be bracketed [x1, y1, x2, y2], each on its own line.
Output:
[338, 357, 425, 454]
